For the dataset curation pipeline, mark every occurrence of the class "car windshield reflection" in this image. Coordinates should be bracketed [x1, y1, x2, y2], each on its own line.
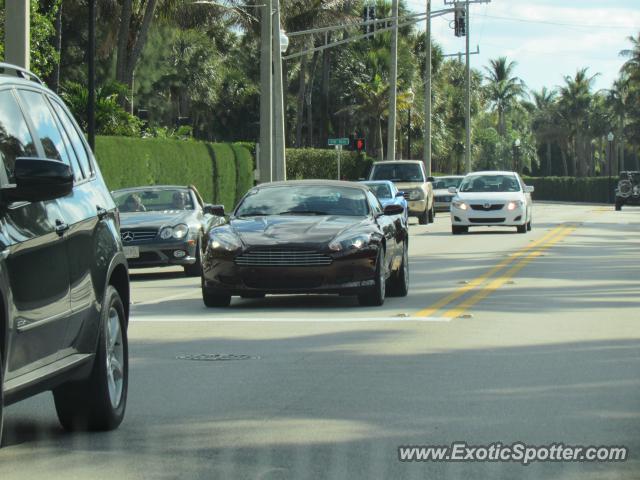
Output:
[113, 188, 194, 212]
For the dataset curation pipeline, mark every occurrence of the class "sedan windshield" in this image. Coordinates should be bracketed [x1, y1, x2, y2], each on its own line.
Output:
[235, 185, 370, 217]
[113, 188, 194, 212]
[459, 175, 521, 193]
[371, 163, 424, 182]
[433, 177, 463, 190]
[363, 183, 392, 199]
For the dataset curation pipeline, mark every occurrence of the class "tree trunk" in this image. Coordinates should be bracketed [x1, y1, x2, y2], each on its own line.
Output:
[295, 54, 308, 147]
[52, 2, 62, 93]
[116, 0, 133, 85]
[319, 34, 331, 147]
[377, 119, 384, 161]
[546, 141, 552, 176]
[124, 0, 158, 88]
[560, 146, 568, 176]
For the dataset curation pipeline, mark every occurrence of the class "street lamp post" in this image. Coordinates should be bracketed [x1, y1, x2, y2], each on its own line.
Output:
[608, 132, 615, 203]
[513, 138, 521, 173]
[406, 88, 415, 159]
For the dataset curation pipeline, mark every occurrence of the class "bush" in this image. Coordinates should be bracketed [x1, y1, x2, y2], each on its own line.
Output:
[523, 176, 612, 203]
[209, 143, 237, 211]
[95, 136, 215, 202]
[232, 144, 254, 205]
[286, 149, 374, 181]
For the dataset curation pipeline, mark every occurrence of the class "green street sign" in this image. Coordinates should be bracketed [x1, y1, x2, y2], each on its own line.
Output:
[328, 138, 350, 146]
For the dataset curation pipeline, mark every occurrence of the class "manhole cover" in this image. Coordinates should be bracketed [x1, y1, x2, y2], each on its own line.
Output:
[176, 353, 258, 362]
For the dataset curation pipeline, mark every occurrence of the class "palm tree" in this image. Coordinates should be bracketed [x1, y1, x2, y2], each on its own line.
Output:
[483, 57, 526, 136]
[531, 87, 558, 175]
[620, 32, 640, 82]
[557, 68, 599, 176]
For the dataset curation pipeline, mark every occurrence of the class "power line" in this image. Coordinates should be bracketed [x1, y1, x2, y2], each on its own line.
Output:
[476, 14, 639, 30]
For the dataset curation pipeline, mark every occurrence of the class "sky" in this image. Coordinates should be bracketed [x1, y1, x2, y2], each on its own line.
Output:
[405, 0, 640, 93]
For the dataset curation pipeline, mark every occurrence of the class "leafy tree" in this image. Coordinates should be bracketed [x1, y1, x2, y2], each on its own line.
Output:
[483, 57, 526, 137]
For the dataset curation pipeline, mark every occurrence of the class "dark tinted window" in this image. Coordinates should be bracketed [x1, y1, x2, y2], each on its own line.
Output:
[371, 163, 424, 182]
[50, 99, 93, 179]
[0, 90, 38, 181]
[17, 90, 72, 166]
[433, 177, 463, 189]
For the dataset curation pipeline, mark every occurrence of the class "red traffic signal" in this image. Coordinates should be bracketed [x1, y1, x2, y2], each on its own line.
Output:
[355, 138, 366, 152]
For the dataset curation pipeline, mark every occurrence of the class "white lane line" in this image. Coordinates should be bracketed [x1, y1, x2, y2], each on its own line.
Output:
[130, 316, 451, 323]
[131, 291, 198, 306]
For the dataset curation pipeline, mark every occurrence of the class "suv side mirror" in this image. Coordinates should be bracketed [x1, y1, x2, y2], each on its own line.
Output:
[2, 158, 73, 203]
[395, 191, 405, 198]
[427, 176, 435, 183]
[204, 204, 226, 216]
[448, 186, 457, 194]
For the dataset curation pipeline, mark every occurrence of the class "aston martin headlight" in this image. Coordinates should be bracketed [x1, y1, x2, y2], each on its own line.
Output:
[452, 201, 468, 211]
[507, 201, 523, 211]
[172, 224, 189, 239]
[209, 229, 242, 252]
[160, 226, 174, 239]
[408, 189, 424, 201]
[329, 233, 371, 252]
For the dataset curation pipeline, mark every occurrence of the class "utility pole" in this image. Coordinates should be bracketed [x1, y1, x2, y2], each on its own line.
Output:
[259, 0, 273, 184]
[5, 0, 30, 69]
[424, 0, 432, 176]
[387, 0, 399, 161]
[464, 0, 471, 174]
[88, 0, 96, 151]
[272, 1, 287, 181]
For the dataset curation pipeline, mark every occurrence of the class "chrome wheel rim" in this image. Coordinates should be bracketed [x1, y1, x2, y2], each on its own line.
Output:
[106, 307, 124, 409]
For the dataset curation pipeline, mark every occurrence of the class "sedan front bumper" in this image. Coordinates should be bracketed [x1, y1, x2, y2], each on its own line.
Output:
[451, 206, 526, 227]
[124, 239, 199, 268]
[202, 249, 378, 295]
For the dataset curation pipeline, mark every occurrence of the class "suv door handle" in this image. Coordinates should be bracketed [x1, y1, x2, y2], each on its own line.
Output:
[96, 206, 108, 220]
[55, 219, 69, 236]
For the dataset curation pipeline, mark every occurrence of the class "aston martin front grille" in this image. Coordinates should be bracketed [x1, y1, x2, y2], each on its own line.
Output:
[235, 250, 333, 267]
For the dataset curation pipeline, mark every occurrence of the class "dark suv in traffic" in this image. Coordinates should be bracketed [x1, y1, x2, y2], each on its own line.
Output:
[0, 63, 130, 444]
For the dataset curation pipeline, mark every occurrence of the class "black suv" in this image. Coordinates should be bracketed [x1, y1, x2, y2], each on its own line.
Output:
[0, 63, 130, 443]
[615, 171, 640, 211]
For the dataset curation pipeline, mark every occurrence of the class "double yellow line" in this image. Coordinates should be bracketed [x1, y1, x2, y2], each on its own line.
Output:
[414, 224, 578, 319]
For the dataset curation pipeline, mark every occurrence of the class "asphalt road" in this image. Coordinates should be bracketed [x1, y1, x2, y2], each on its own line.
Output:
[2, 202, 640, 480]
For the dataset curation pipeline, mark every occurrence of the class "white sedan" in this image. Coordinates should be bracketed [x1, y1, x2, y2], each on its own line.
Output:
[449, 171, 534, 235]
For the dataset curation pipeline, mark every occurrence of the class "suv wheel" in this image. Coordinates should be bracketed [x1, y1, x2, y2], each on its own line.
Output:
[615, 201, 622, 211]
[184, 236, 203, 277]
[428, 205, 435, 223]
[53, 286, 128, 431]
[517, 224, 527, 234]
[0, 347, 4, 447]
[418, 208, 429, 225]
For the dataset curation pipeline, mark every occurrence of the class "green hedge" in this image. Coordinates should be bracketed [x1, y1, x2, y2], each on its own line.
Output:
[95, 136, 253, 208]
[286, 148, 374, 181]
[523, 176, 612, 203]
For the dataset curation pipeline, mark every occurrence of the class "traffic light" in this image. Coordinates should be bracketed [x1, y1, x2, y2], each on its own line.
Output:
[355, 138, 366, 153]
[454, 6, 466, 37]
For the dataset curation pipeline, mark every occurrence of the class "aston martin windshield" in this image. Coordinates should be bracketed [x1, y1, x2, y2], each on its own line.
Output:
[113, 188, 194, 212]
[235, 185, 370, 217]
[459, 175, 521, 193]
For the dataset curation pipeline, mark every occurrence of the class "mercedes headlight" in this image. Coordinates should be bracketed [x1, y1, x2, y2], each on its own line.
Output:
[160, 224, 189, 240]
[408, 189, 424, 201]
[209, 229, 242, 252]
[507, 201, 523, 211]
[329, 233, 371, 252]
[452, 201, 468, 210]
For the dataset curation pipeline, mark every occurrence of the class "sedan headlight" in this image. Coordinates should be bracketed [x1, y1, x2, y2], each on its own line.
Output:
[408, 189, 424, 201]
[160, 224, 189, 240]
[452, 201, 468, 211]
[209, 229, 242, 252]
[507, 201, 524, 211]
[329, 233, 371, 252]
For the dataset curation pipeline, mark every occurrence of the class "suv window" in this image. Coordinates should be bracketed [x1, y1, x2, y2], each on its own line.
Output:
[50, 98, 93, 179]
[17, 90, 73, 167]
[0, 90, 38, 182]
[371, 163, 425, 182]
